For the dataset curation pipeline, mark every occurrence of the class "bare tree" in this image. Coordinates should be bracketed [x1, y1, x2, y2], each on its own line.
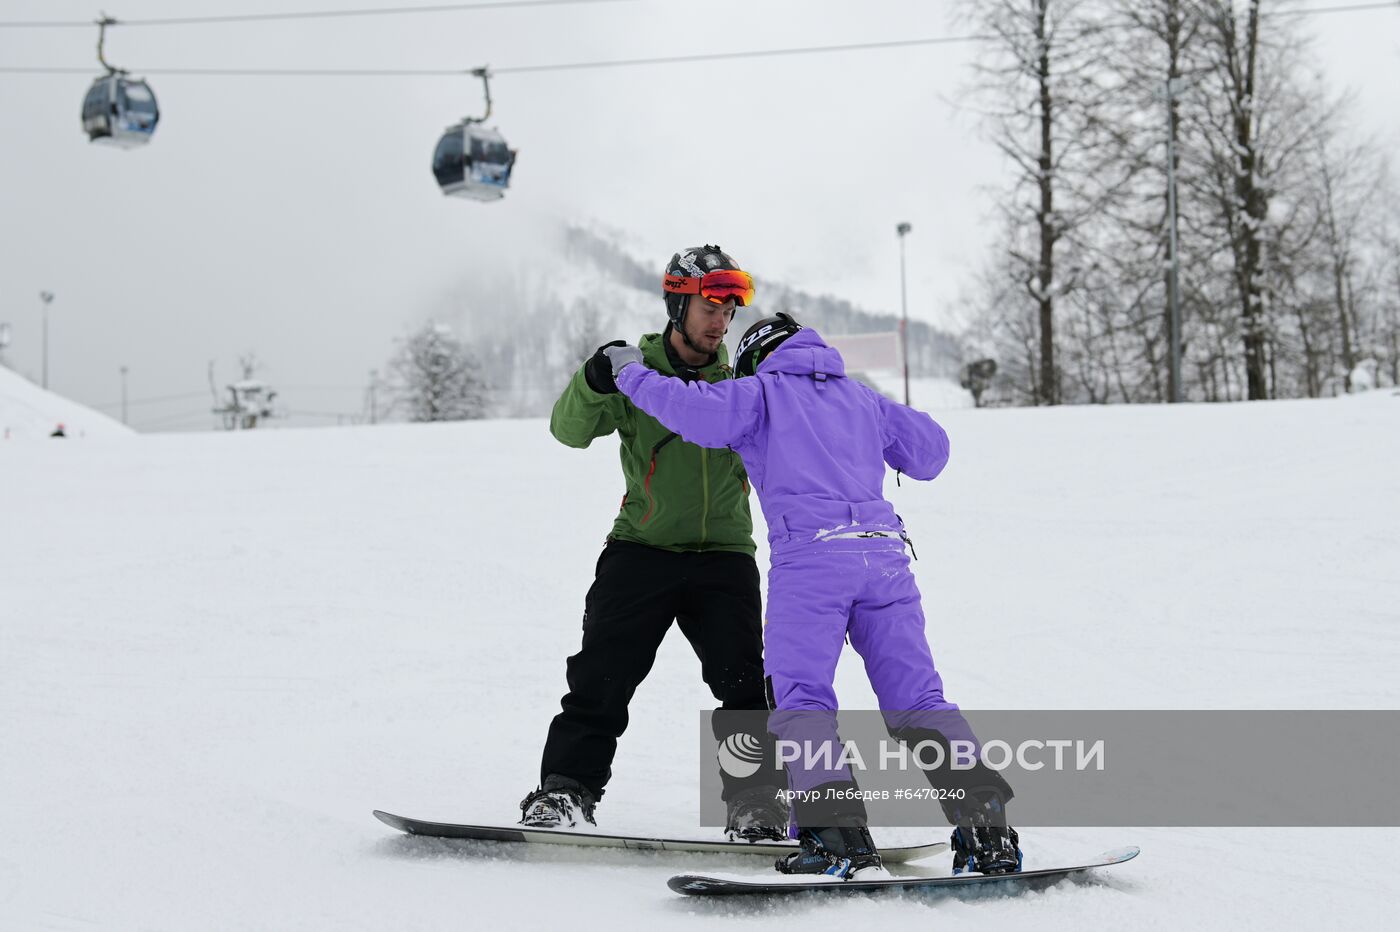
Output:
[961, 243, 1044, 406]
[388, 322, 489, 422]
[1191, 0, 1330, 400]
[1309, 122, 1389, 393]
[957, 0, 1400, 406]
[1194, 0, 1263, 398]
[1093, 0, 1212, 402]
[960, 0, 1136, 405]
[1379, 193, 1400, 386]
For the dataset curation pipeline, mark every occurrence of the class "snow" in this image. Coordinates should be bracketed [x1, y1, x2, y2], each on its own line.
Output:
[2, 391, 1398, 929]
[0, 365, 134, 440]
[865, 372, 977, 410]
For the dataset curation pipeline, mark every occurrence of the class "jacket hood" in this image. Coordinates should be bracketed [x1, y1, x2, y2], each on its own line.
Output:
[756, 328, 845, 379]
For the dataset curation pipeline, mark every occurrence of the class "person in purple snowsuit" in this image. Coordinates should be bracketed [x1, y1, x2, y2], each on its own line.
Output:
[602, 312, 1021, 879]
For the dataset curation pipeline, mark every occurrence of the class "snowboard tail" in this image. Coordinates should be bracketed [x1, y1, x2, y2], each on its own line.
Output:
[372, 810, 946, 862]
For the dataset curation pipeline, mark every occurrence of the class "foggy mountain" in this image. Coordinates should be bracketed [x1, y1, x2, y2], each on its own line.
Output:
[431, 223, 966, 419]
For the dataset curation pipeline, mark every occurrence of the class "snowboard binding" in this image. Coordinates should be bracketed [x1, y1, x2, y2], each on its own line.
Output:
[775, 824, 885, 880]
[950, 824, 1022, 875]
[519, 774, 597, 828]
[724, 785, 789, 843]
[944, 788, 1022, 875]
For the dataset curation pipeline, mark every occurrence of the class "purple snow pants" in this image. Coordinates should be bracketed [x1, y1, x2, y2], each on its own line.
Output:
[764, 546, 976, 794]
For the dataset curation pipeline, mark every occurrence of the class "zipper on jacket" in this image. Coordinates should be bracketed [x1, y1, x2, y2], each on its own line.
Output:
[700, 447, 710, 546]
[640, 458, 658, 524]
[640, 433, 679, 526]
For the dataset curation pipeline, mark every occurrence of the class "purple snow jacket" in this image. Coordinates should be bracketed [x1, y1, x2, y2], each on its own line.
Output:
[614, 328, 949, 557]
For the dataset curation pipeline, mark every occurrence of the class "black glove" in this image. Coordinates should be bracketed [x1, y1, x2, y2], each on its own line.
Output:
[584, 340, 628, 394]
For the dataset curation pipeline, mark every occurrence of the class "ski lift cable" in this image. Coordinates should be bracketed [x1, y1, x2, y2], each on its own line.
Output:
[0, 65, 471, 76]
[130, 408, 223, 427]
[1274, 0, 1400, 14]
[0, 2, 1394, 76]
[0, 0, 645, 29]
[0, 32, 1197, 79]
[0, 34, 1005, 78]
[494, 34, 1005, 74]
[92, 390, 213, 409]
[0, 0, 1392, 30]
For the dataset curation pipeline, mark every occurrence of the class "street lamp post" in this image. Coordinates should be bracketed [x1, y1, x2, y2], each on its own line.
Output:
[368, 369, 379, 425]
[39, 291, 54, 389]
[896, 223, 912, 406]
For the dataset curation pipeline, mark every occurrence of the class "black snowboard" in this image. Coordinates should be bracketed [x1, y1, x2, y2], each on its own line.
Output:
[668, 845, 1139, 895]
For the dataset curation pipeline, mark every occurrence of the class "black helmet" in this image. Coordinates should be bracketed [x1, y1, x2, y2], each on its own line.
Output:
[734, 312, 802, 378]
[662, 244, 747, 326]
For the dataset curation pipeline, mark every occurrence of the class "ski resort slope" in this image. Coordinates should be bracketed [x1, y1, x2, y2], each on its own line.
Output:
[2, 390, 1397, 930]
[0, 365, 133, 440]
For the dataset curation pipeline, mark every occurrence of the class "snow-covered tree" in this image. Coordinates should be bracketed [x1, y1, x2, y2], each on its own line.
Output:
[960, 0, 1400, 404]
[388, 322, 489, 422]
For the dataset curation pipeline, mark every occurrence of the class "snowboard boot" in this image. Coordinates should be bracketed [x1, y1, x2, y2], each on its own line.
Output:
[519, 774, 597, 828]
[724, 785, 788, 843]
[944, 790, 1022, 875]
[775, 822, 886, 880]
[950, 824, 1021, 875]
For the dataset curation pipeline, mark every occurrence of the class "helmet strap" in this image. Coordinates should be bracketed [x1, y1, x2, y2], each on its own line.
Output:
[673, 297, 707, 354]
[679, 316, 706, 354]
[664, 321, 716, 369]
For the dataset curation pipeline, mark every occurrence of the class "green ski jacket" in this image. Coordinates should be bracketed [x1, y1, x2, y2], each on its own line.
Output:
[549, 330, 755, 555]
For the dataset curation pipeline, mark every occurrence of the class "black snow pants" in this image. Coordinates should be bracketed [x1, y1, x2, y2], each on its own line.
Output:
[539, 539, 775, 802]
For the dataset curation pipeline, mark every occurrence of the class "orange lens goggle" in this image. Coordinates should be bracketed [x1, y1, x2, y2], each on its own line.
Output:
[662, 269, 755, 307]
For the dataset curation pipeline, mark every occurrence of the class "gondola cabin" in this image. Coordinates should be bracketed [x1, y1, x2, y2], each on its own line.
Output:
[81, 75, 159, 148]
[432, 123, 516, 201]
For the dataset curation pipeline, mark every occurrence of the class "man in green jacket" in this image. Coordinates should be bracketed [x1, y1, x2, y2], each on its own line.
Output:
[520, 245, 785, 840]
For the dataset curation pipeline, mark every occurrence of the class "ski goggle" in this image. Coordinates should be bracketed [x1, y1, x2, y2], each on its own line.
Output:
[662, 269, 755, 307]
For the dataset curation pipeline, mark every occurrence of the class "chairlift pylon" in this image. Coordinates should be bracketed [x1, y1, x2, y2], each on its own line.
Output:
[432, 67, 517, 201]
[81, 15, 160, 148]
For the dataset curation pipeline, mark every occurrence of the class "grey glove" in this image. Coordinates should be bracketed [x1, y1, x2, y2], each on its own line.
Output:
[602, 343, 644, 377]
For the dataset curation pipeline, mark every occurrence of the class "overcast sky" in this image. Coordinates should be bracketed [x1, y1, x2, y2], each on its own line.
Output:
[1, 0, 1396, 431]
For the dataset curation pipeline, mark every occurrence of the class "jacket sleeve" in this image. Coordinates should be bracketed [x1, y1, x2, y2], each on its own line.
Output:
[614, 364, 762, 449]
[877, 393, 950, 480]
[549, 363, 628, 448]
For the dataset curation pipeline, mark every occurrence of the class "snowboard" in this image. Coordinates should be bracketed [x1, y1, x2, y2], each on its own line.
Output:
[667, 845, 1139, 896]
[372, 810, 947, 863]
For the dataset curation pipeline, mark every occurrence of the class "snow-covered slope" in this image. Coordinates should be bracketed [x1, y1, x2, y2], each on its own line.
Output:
[2, 391, 1396, 929]
[0, 365, 133, 439]
[864, 371, 976, 409]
